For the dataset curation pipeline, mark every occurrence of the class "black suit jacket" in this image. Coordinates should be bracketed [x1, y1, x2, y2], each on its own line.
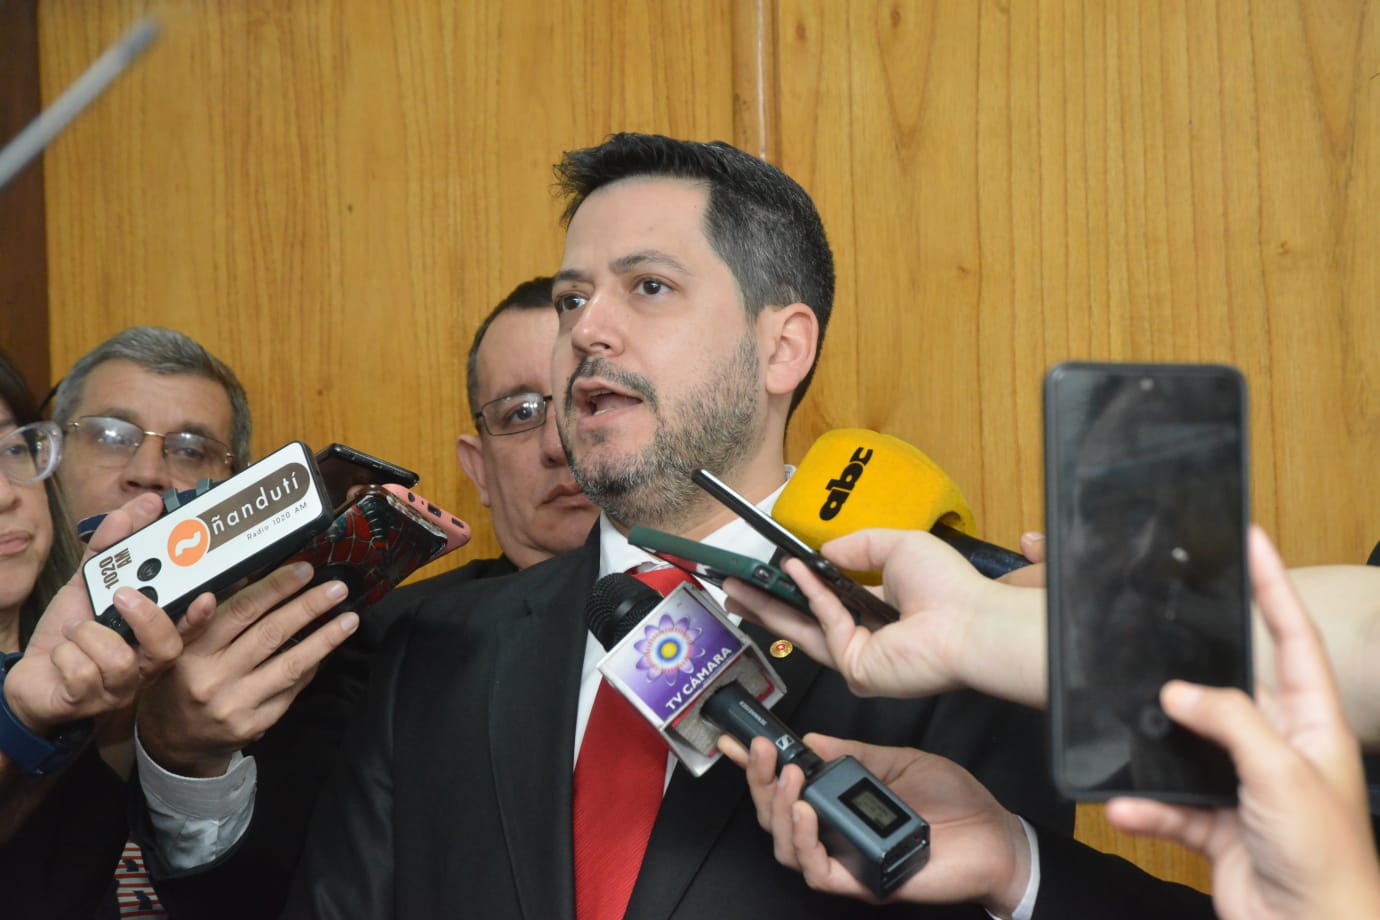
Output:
[136, 555, 517, 919]
[287, 536, 1206, 919]
[0, 745, 128, 920]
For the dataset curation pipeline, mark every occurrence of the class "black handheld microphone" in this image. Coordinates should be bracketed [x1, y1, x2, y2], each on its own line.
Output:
[585, 573, 930, 896]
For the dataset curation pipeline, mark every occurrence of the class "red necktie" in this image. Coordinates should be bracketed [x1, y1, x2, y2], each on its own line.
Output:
[572, 565, 697, 920]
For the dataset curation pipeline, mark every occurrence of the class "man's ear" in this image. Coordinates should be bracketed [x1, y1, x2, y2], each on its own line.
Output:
[456, 434, 492, 507]
[760, 303, 818, 398]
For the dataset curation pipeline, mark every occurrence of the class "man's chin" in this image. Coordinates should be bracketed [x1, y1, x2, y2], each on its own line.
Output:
[569, 440, 641, 484]
[544, 493, 596, 514]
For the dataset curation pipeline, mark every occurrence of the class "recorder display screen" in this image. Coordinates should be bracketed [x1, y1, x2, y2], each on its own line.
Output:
[841, 779, 906, 837]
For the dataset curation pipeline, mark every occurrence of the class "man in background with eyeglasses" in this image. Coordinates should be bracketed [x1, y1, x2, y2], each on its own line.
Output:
[51, 326, 250, 526]
[330, 276, 598, 610]
[456, 274, 599, 568]
[46, 326, 356, 918]
[342, 274, 598, 598]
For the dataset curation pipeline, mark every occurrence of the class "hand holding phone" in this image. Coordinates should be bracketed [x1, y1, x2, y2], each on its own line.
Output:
[283, 485, 467, 617]
[628, 526, 810, 612]
[691, 469, 900, 630]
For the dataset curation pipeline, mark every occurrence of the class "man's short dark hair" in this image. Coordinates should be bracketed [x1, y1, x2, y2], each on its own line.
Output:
[465, 275, 555, 418]
[553, 133, 835, 414]
[52, 326, 253, 471]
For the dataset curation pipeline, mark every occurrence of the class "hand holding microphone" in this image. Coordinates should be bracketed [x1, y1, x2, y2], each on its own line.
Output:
[714, 428, 1046, 705]
[772, 429, 1030, 580]
[722, 528, 1047, 707]
[720, 731, 1034, 915]
[585, 573, 930, 896]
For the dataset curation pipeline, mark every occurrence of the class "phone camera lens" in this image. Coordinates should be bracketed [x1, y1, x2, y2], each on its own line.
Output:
[1138, 704, 1172, 739]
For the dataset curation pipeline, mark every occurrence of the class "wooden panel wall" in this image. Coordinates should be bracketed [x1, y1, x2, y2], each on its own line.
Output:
[38, 0, 737, 566]
[38, 0, 1380, 897]
[777, 0, 1380, 567]
[0, 0, 50, 395]
[773, 0, 1380, 891]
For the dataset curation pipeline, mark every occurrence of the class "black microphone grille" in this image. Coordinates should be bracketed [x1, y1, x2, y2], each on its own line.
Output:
[584, 572, 661, 651]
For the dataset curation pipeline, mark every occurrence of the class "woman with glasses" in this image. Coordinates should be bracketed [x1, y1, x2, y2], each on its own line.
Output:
[0, 348, 198, 919]
[0, 358, 79, 655]
[0, 348, 119, 919]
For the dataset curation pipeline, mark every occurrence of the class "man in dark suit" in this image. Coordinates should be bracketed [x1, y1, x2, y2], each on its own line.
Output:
[285, 133, 1154, 919]
[130, 278, 598, 918]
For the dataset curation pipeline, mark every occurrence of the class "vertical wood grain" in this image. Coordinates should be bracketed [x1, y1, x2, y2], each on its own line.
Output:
[0, 0, 50, 395]
[732, 0, 780, 159]
[773, 0, 1380, 892]
[38, 0, 1380, 897]
[39, 0, 737, 566]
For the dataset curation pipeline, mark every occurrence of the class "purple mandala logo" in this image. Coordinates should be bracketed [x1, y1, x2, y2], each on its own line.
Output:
[634, 613, 706, 685]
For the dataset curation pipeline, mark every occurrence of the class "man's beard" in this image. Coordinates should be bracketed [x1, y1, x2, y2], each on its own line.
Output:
[560, 336, 764, 531]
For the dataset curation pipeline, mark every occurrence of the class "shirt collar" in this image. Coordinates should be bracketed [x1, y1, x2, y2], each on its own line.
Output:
[597, 468, 793, 578]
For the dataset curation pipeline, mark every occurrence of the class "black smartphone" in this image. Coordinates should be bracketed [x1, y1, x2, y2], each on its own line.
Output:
[627, 525, 811, 612]
[1044, 362, 1251, 804]
[691, 469, 900, 630]
[315, 443, 419, 510]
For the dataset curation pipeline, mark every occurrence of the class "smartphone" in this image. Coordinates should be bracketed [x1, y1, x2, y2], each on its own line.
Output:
[380, 484, 472, 553]
[627, 525, 810, 612]
[277, 485, 460, 622]
[691, 469, 900, 630]
[1044, 362, 1251, 804]
[315, 443, 419, 510]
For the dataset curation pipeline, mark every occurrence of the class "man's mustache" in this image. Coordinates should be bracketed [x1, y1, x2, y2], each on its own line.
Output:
[563, 358, 659, 411]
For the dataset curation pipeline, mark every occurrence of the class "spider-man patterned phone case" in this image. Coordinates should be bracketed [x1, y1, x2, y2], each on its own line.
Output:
[284, 486, 465, 620]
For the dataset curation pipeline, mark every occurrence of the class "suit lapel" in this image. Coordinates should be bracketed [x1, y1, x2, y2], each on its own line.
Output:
[624, 621, 824, 920]
[489, 544, 597, 920]
[741, 620, 823, 727]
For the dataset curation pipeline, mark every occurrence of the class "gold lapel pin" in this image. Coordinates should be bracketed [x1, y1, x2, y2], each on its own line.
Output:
[769, 638, 794, 658]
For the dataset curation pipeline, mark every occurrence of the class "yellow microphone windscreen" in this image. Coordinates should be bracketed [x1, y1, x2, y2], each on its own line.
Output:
[774, 429, 976, 580]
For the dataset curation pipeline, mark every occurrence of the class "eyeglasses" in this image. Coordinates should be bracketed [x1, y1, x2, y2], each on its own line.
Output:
[473, 392, 552, 437]
[65, 416, 234, 479]
[0, 421, 62, 485]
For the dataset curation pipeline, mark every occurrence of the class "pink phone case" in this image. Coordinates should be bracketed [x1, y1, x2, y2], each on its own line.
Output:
[380, 484, 472, 553]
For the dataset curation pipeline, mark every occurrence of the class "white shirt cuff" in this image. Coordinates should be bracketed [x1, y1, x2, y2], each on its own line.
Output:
[135, 729, 257, 872]
[987, 816, 1040, 920]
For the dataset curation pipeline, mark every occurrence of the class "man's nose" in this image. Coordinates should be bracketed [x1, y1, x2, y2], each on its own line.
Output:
[567, 290, 624, 358]
[541, 406, 567, 467]
[121, 436, 172, 492]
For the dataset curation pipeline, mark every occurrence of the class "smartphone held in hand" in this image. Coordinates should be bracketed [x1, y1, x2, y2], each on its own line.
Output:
[1044, 362, 1252, 805]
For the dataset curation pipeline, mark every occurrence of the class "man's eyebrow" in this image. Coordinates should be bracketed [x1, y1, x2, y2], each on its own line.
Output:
[86, 408, 136, 425]
[609, 250, 691, 276]
[85, 409, 226, 442]
[175, 423, 226, 442]
[553, 251, 693, 286]
[482, 386, 547, 404]
[552, 268, 591, 285]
